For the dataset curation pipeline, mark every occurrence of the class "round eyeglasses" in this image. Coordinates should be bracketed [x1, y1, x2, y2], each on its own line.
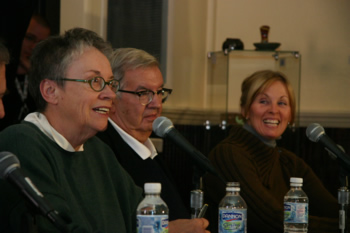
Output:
[62, 77, 119, 93]
[118, 88, 173, 105]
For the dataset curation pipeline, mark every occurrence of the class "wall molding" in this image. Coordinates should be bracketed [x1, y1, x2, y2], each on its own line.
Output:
[298, 112, 350, 128]
[162, 108, 350, 128]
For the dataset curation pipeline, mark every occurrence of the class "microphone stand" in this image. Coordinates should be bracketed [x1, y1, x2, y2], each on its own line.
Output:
[190, 166, 205, 219]
[317, 151, 349, 233]
[326, 145, 350, 233]
[7, 170, 69, 232]
[338, 166, 349, 233]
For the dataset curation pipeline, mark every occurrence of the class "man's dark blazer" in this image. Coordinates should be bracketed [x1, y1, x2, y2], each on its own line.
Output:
[97, 122, 190, 220]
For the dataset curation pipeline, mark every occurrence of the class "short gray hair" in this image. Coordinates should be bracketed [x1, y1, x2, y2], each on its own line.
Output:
[110, 48, 159, 88]
[29, 27, 113, 111]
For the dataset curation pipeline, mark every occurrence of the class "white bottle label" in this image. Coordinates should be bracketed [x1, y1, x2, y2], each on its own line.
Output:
[284, 202, 308, 223]
[219, 209, 247, 233]
[136, 215, 168, 233]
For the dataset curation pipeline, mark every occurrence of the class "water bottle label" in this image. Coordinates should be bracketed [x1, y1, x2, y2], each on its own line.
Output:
[284, 202, 308, 223]
[219, 209, 247, 233]
[137, 215, 168, 233]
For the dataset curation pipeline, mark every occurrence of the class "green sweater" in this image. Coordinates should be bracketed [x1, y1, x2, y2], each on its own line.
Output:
[203, 125, 340, 233]
[0, 122, 143, 233]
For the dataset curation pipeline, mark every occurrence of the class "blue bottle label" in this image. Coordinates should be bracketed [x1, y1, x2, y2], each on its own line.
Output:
[219, 209, 247, 233]
[284, 202, 308, 223]
[137, 215, 168, 233]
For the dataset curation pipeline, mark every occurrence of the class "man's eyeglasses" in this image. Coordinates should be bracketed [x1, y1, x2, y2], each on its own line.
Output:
[118, 88, 172, 105]
[62, 77, 119, 93]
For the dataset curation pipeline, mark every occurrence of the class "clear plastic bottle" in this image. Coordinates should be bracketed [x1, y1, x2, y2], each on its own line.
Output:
[218, 182, 247, 233]
[136, 183, 169, 233]
[284, 177, 308, 233]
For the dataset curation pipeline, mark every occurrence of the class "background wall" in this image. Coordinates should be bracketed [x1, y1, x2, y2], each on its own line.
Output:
[61, 0, 108, 39]
[60, 0, 350, 127]
[164, 0, 350, 127]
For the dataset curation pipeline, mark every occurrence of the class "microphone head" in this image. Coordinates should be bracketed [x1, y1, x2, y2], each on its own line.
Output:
[0, 152, 20, 179]
[190, 190, 204, 209]
[306, 123, 325, 142]
[152, 116, 174, 137]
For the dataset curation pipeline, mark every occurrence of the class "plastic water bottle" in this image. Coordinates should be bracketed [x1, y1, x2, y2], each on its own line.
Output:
[218, 182, 247, 233]
[284, 177, 308, 233]
[136, 183, 169, 233]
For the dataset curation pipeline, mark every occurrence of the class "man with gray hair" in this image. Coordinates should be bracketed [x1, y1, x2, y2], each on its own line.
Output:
[97, 48, 210, 233]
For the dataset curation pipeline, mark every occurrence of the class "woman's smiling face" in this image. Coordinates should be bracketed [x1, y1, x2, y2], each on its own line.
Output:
[245, 80, 291, 140]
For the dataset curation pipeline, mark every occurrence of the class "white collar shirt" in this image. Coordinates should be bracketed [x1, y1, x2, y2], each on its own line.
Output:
[108, 118, 158, 160]
[24, 112, 84, 152]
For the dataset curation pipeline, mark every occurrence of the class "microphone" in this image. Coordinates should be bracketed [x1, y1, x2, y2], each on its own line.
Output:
[190, 189, 204, 218]
[152, 116, 224, 182]
[0, 152, 68, 232]
[306, 123, 350, 170]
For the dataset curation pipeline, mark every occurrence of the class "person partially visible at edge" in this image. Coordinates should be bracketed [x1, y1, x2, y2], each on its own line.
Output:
[203, 70, 340, 233]
[0, 14, 51, 130]
[0, 28, 143, 232]
[0, 41, 10, 119]
[97, 47, 210, 233]
[17, 14, 51, 76]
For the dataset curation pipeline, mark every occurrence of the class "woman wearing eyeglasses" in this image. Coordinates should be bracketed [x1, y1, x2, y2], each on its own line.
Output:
[0, 28, 143, 232]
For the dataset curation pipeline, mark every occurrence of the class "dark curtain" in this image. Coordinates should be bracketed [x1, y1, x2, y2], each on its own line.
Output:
[107, 0, 165, 65]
